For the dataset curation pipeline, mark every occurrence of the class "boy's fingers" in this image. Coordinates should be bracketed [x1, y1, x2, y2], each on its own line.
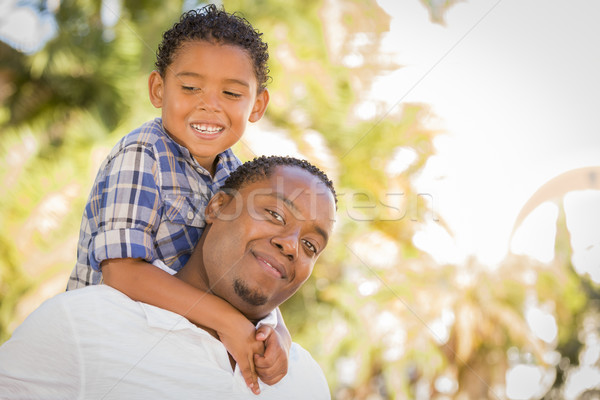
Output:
[240, 355, 261, 395]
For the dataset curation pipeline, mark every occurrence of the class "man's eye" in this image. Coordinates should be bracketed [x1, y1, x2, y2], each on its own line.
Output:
[267, 210, 284, 224]
[224, 91, 242, 98]
[303, 239, 317, 254]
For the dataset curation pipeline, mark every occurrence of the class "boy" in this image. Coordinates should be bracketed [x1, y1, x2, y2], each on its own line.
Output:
[66, 5, 287, 394]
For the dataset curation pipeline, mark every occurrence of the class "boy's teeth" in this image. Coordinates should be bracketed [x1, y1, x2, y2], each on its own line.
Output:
[191, 124, 222, 133]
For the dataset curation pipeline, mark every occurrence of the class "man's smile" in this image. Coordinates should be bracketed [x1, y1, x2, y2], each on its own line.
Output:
[253, 251, 287, 279]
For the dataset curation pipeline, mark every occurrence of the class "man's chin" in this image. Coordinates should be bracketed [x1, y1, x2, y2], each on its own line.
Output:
[233, 279, 268, 306]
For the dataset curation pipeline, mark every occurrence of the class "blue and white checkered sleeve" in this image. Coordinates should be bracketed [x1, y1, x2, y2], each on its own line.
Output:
[86, 144, 161, 271]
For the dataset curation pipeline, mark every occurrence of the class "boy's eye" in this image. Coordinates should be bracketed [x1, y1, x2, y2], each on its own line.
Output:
[182, 86, 200, 92]
[267, 210, 284, 224]
[224, 91, 242, 98]
[303, 239, 317, 254]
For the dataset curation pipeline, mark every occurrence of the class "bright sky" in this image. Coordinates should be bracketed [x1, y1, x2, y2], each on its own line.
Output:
[372, 0, 600, 269]
[0, 0, 57, 53]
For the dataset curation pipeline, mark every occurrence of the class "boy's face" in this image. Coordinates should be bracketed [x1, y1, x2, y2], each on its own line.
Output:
[201, 166, 336, 321]
[149, 41, 269, 172]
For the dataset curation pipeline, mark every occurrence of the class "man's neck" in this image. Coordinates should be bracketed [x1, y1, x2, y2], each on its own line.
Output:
[174, 234, 271, 326]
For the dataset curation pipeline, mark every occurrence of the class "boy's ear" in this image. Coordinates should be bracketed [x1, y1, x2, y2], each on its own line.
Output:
[148, 71, 164, 108]
[248, 89, 269, 123]
[205, 191, 233, 223]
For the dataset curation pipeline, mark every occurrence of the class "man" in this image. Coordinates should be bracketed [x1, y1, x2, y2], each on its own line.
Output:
[0, 156, 337, 400]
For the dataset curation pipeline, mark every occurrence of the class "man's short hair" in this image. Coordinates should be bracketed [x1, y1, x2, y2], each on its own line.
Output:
[221, 155, 338, 208]
[155, 4, 270, 92]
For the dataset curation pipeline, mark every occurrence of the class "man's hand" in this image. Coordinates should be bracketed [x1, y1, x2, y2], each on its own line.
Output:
[253, 325, 290, 385]
[218, 317, 265, 395]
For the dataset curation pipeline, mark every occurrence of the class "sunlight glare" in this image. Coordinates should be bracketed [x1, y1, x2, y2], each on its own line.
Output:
[101, 0, 121, 28]
[336, 357, 359, 386]
[0, 3, 56, 53]
[386, 146, 417, 175]
[564, 366, 600, 400]
[242, 121, 302, 158]
[510, 202, 558, 263]
[525, 306, 558, 344]
[351, 231, 400, 269]
[413, 220, 466, 265]
[565, 191, 600, 284]
[505, 364, 543, 400]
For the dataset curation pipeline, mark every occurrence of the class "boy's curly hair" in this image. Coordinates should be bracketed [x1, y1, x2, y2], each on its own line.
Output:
[221, 155, 338, 209]
[155, 4, 270, 92]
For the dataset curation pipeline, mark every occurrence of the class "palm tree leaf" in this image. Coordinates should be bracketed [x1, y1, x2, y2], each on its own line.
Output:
[511, 166, 600, 238]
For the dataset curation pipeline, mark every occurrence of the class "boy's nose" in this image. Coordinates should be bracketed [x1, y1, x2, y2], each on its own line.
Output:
[196, 90, 221, 112]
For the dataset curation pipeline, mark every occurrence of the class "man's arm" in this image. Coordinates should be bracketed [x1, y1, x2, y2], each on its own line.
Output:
[0, 295, 81, 399]
[102, 258, 265, 394]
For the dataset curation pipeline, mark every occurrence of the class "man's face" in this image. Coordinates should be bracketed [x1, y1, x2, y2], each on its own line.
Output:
[202, 166, 336, 321]
[148, 40, 269, 172]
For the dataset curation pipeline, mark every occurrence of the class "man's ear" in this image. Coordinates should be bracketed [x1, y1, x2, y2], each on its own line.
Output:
[248, 89, 269, 123]
[148, 71, 164, 108]
[205, 191, 233, 223]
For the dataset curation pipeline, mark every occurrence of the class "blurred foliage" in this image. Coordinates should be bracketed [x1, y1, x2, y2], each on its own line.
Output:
[419, 0, 466, 24]
[1, 1, 598, 399]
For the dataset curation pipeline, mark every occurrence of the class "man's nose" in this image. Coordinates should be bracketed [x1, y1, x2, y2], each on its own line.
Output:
[271, 230, 299, 261]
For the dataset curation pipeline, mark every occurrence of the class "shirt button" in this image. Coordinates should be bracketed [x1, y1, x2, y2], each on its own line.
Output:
[187, 211, 194, 220]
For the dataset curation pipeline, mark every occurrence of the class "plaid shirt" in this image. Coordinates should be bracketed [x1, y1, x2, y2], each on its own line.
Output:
[67, 118, 241, 290]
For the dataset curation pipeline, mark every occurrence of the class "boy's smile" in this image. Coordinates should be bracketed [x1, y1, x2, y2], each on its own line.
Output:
[149, 40, 269, 174]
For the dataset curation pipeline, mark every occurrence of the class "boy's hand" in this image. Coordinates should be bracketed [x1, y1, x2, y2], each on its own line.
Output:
[253, 325, 290, 385]
[218, 318, 265, 395]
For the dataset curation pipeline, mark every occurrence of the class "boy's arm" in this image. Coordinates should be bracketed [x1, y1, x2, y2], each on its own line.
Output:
[102, 258, 264, 395]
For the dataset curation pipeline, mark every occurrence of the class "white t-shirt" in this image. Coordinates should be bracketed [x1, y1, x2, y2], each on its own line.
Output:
[0, 285, 330, 400]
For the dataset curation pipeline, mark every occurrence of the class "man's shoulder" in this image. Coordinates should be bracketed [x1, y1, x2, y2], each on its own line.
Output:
[289, 342, 324, 370]
[49, 285, 135, 313]
[62, 284, 127, 297]
[284, 342, 330, 398]
[10, 286, 131, 339]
